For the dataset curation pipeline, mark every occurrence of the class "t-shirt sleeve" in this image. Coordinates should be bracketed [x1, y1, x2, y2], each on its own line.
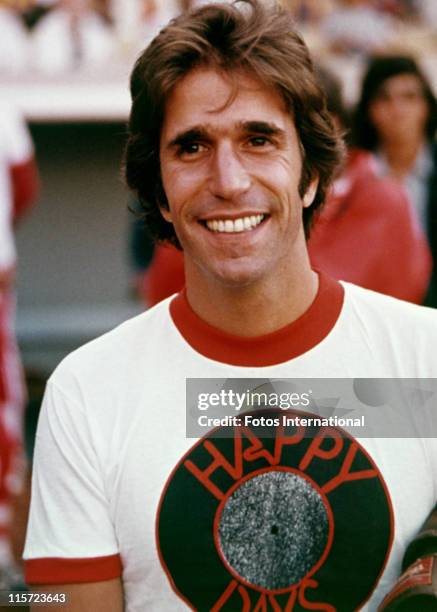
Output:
[23, 379, 122, 584]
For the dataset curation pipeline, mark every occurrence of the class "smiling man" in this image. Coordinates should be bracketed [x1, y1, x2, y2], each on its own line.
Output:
[158, 67, 320, 335]
[23, 1, 437, 611]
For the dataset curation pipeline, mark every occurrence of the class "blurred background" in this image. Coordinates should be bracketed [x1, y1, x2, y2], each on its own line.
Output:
[1, 0, 437, 598]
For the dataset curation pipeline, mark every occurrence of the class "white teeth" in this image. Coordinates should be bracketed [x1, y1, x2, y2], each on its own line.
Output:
[205, 214, 265, 233]
[234, 218, 244, 232]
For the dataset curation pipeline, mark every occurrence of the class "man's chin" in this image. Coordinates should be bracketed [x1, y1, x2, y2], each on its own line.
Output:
[203, 264, 266, 290]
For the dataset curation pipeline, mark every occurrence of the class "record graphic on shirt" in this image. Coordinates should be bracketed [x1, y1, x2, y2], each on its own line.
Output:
[157, 409, 393, 611]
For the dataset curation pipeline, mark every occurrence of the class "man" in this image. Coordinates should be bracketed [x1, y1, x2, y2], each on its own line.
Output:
[24, 1, 437, 610]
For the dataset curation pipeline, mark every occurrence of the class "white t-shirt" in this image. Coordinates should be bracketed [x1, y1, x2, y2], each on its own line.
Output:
[24, 275, 437, 611]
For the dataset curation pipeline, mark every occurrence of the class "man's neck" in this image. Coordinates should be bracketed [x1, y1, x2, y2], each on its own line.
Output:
[184, 259, 318, 338]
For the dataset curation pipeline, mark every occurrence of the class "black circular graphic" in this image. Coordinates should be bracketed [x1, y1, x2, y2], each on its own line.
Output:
[216, 469, 331, 590]
[157, 409, 393, 611]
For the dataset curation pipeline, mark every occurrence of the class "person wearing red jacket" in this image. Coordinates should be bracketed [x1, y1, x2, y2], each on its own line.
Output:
[308, 147, 431, 303]
[0, 102, 39, 585]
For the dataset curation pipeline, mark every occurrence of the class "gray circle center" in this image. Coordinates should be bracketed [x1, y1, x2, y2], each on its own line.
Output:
[217, 470, 329, 591]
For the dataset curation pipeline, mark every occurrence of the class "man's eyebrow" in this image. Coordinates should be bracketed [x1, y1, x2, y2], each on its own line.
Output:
[166, 121, 286, 150]
[167, 127, 210, 150]
[240, 121, 285, 138]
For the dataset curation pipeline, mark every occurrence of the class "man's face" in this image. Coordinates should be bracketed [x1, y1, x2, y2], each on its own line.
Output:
[369, 74, 429, 145]
[159, 68, 317, 289]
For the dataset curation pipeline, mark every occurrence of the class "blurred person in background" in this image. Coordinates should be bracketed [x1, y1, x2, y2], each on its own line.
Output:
[21, 0, 55, 30]
[0, 0, 30, 74]
[0, 101, 39, 586]
[138, 0, 209, 55]
[308, 66, 431, 303]
[139, 0, 184, 47]
[284, 0, 333, 26]
[354, 55, 437, 305]
[374, 0, 417, 19]
[138, 241, 184, 306]
[31, 0, 114, 73]
[321, 0, 394, 56]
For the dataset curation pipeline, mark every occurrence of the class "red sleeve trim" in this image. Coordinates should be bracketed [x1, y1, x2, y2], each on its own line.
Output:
[24, 553, 122, 584]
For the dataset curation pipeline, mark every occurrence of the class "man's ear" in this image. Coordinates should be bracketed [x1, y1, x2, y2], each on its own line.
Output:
[160, 205, 173, 224]
[302, 175, 319, 208]
[156, 179, 173, 223]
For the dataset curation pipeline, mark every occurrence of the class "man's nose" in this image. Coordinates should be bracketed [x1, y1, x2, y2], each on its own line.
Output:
[209, 144, 251, 200]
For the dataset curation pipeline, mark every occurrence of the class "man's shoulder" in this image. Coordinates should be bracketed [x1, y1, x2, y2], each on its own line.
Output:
[343, 281, 437, 332]
[50, 297, 175, 386]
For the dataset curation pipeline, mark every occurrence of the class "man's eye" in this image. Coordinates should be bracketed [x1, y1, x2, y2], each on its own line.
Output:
[179, 142, 206, 156]
[248, 136, 271, 147]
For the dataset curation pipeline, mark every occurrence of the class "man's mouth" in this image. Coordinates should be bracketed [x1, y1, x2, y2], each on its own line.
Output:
[203, 214, 265, 233]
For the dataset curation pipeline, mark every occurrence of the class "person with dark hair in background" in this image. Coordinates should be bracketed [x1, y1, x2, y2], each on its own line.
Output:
[23, 2, 437, 610]
[354, 55, 437, 306]
[309, 66, 432, 303]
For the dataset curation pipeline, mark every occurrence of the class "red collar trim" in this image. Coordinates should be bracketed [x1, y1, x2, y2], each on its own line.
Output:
[169, 273, 344, 366]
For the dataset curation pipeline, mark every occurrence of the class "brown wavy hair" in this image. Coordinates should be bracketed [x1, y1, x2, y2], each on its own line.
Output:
[124, 0, 344, 246]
